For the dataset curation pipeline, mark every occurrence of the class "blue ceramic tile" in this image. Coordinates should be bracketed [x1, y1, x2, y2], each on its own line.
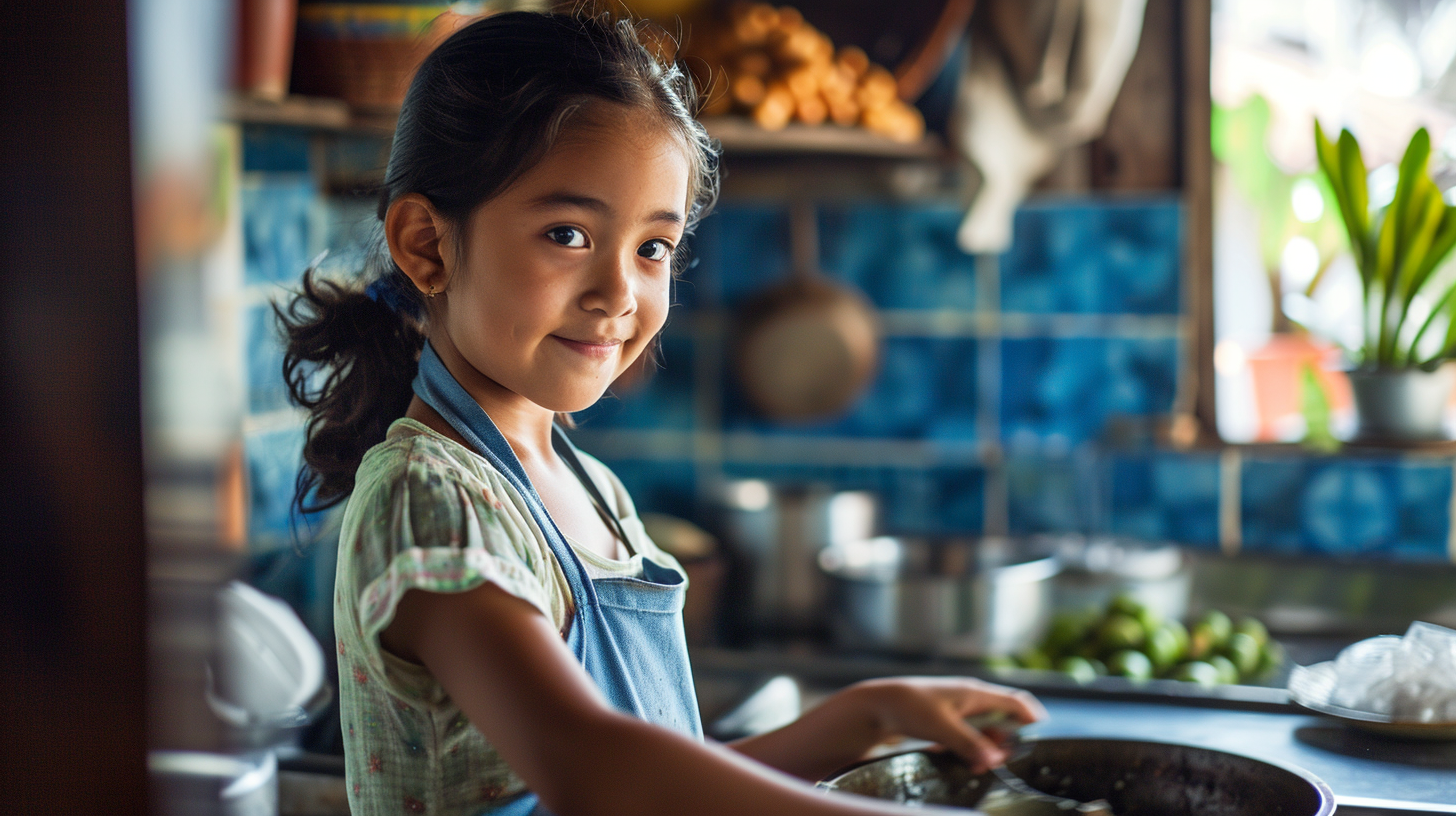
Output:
[818, 203, 977, 310]
[1001, 198, 1181, 315]
[245, 423, 307, 550]
[246, 303, 290, 414]
[1007, 453, 1087, 535]
[1239, 457, 1306, 553]
[689, 204, 790, 308]
[1107, 452, 1220, 547]
[316, 194, 380, 281]
[572, 330, 695, 431]
[722, 336, 978, 439]
[1240, 456, 1439, 559]
[243, 126, 311, 173]
[243, 175, 322, 285]
[322, 133, 390, 181]
[924, 465, 986, 535]
[1000, 337, 1178, 444]
[1394, 460, 1452, 561]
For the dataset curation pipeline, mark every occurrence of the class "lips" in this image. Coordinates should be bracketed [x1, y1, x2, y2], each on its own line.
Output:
[551, 335, 623, 359]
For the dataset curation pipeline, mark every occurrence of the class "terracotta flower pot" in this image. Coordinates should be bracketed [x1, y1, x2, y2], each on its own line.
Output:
[1348, 365, 1456, 443]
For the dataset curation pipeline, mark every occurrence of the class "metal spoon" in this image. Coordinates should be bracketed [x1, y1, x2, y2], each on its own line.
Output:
[965, 712, 1115, 815]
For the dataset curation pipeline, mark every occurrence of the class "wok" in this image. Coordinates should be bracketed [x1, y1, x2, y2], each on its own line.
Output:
[819, 739, 1334, 816]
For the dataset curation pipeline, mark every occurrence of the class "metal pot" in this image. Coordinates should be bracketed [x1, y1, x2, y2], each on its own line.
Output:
[820, 739, 1335, 816]
[1051, 536, 1191, 623]
[819, 536, 1060, 657]
[719, 480, 879, 638]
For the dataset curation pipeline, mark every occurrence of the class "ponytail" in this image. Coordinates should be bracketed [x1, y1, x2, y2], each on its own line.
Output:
[275, 265, 425, 514]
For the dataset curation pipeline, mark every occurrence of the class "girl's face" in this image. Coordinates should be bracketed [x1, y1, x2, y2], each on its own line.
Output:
[435, 104, 692, 415]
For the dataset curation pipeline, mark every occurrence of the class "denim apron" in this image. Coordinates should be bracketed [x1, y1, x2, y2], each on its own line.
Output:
[412, 342, 702, 816]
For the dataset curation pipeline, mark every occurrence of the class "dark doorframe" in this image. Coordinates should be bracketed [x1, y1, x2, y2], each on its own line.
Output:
[0, 1, 149, 812]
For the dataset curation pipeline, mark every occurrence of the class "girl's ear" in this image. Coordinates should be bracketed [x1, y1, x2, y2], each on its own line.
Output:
[385, 193, 449, 296]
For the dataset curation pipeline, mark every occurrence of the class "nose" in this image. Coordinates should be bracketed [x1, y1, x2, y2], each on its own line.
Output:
[580, 249, 637, 318]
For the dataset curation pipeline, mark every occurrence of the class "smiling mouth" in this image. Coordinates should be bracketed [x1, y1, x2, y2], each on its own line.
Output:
[551, 335, 623, 359]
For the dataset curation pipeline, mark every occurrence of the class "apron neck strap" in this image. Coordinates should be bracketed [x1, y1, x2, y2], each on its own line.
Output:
[411, 341, 598, 592]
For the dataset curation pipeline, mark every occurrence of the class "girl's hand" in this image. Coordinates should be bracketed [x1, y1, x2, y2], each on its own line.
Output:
[727, 675, 1045, 781]
[847, 676, 1047, 773]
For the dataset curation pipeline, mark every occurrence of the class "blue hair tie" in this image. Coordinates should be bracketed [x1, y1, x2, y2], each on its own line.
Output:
[364, 277, 422, 319]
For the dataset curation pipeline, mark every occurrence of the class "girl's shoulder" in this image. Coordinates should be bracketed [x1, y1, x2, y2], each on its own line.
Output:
[355, 417, 504, 501]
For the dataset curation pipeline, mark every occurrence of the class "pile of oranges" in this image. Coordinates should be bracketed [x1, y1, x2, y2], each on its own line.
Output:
[685, 3, 926, 143]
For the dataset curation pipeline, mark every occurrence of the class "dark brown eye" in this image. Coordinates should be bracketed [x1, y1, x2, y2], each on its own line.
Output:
[638, 239, 671, 261]
[547, 226, 587, 247]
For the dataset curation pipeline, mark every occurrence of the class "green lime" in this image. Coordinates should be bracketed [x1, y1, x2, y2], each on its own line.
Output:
[1142, 625, 1182, 673]
[1189, 622, 1217, 661]
[1225, 632, 1262, 677]
[1236, 617, 1269, 647]
[1016, 647, 1053, 671]
[1043, 612, 1093, 657]
[1257, 639, 1286, 678]
[1108, 593, 1147, 619]
[984, 655, 1017, 673]
[1208, 655, 1240, 685]
[1198, 610, 1233, 648]
[1163, 619, 1190, 655]
[1147, 623, 1182, 670]
[1135, 606, 1162, 634]
[1171, 661, 1220, 688]
[1106, 649, 1154, 681]
[1057, 656, 1099, 684]
[1098, 613, 1146, 652]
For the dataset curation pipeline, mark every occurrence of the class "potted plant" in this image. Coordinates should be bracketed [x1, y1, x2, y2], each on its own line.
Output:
[1315, 123, 1456, 442]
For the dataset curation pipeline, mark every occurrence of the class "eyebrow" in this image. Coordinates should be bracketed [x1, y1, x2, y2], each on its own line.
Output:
[526, 192, 684, 227]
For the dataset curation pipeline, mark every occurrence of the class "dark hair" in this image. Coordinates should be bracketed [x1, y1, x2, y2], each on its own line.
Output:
[276, 10, 720, 516]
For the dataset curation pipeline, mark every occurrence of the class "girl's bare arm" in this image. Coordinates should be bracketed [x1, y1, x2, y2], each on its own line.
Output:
[726, 676, 1047, 781]
[385, 583, 958, 816]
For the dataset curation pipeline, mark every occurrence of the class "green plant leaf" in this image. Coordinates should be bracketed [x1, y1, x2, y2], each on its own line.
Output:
[1337, 128, 1371, 267]
[1409, 276, 1456, 360]
[1377, 129, 1433, 364]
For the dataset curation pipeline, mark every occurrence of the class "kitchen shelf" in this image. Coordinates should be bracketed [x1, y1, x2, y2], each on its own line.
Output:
[701, 116, 945, 159]
[223, 94, 396, 136]
[223, 95, 946, 159]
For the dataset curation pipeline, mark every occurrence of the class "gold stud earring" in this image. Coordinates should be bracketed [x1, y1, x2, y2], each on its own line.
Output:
[427, 285, 437, 298]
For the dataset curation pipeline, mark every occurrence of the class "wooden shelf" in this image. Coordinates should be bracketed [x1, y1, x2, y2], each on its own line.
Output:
[702, 116, 945, 159]
[223, 94, 396, 135]
[224, 95, 946, 159]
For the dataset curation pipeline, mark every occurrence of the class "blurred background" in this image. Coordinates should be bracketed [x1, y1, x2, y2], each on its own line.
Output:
[5, 0, 1456, 813]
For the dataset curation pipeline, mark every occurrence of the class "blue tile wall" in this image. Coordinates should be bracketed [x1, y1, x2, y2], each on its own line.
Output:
[245, 424, 308, 551]
[819, 203, 978, 310]
[721, 336, 978, 440]
[1001, 336, 1179, 445]
[245, 303, 289, 414]
[1001, 198, 1182, 314]
[689, 203, 790, 307]
[1241, 456, 1451, 561]
[1108, 451, 1221, 548]
[243, 175, 322, 285]
[232, 144, 1453, 565]
[243, 126, 311, 173]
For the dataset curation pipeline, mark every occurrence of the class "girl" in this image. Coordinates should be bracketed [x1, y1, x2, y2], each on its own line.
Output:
[279, 11, 1044, 816]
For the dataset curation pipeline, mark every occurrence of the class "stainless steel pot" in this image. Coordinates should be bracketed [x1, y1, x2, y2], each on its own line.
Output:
[720, 480, 878, 638]
[820, 740, 1335, 816]
[819, 537, 1060, 657]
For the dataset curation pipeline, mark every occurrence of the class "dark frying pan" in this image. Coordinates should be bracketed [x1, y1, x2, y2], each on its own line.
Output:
[819, 739, 1335, 816]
